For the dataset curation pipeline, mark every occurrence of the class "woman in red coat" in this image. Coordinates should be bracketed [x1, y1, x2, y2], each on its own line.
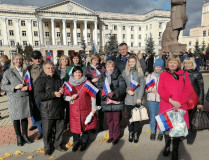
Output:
[63, 66, 97, 152]
[158, 55, 192, 160]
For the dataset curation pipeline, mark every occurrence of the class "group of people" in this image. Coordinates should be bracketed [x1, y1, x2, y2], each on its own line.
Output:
[1, 42, 209, 160]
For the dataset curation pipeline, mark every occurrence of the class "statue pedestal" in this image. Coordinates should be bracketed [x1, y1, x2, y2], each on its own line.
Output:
[168, 44, 187, 54]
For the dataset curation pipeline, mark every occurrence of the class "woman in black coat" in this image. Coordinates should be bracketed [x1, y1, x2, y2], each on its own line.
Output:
[183, 57, 204, 144]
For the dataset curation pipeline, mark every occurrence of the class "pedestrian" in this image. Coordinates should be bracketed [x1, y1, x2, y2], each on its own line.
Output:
[63, 66, 98, 152]
[1, 53, 32, 146]
[34, 61, 67, 155]
[146, 58, 164, 141]
[122, 55, 145, 143]
[182, 57, 204, 144]
[0, 55, 11, 72]
[98, 60, 126, 145]
[158, 55, 192, 160]
[137, 52, 147, 74]
[146, 53, 154, 74]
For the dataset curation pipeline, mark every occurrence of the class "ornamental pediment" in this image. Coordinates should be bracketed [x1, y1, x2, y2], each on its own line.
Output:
[36, 0, 97, 15]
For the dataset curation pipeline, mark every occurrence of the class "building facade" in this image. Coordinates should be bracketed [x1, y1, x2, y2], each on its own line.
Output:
[0, 0, 171, 59]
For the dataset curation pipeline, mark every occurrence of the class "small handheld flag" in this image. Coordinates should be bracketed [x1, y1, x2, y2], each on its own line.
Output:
[92, 68, 101, 78]
[83, 81, 99, 97]
[24, 71, 32, 91]
[130, 74, 138, 91]
[68, 67, 74, 77]
[155, 112, 173, 131]
[102, 77, 111, 96]
[63, 82, 72, 94]
[93, 43, 97, 54]
[46, 50, 53, 62]
[145, 79, 155, 90]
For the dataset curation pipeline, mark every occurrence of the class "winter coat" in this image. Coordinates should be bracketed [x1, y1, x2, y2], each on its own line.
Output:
[98, 69, 126, 112]
[122, 68, 145, 106]
[146, 55, 154, 74]
[158, 70, 193, 129]
[34, 72, 65, 120]
[146, 72, 161, 102]
[139, 58, 147, 74]
[1, 68, 31, 120]
[114, 53, 132, 73]
[64, 64, 86, 81]
[206, 88, 209, 102]
[186, 69, 204, 105]
[64, 80, 97, 134]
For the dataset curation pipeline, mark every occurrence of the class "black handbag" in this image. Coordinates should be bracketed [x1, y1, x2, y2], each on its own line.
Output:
[191, 110, 209, 130]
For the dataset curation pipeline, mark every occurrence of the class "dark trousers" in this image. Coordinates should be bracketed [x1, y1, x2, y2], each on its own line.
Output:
[42, 119, 64, 150]
[98, 109, 104, 128]
[31, 99, 42, 134]
[126, 105, 142, 133]
[73, 131, 89, 146]
[13, 118, 28, 136]
[187, 109, 197, 142]
[106, 111, 121, 140]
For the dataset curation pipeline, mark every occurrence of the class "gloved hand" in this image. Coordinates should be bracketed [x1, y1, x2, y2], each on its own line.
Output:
[84, 112, 94, 125]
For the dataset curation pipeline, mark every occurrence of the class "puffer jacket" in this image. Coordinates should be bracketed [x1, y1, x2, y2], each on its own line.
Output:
[114, 53, 133, 73]
[98, 69, 126, 112]
[34, 72, 65, 119]
[146, 72, 160, 102]
[186, 69, 204, 105]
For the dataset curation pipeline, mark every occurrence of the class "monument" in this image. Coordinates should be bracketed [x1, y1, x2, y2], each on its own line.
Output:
[161, 0, 187, 54]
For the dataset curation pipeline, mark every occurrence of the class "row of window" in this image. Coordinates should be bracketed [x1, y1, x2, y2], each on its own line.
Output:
[203, 30, 209, 37]
[0, 39, 39, 47]
[8, 20, 37, 27]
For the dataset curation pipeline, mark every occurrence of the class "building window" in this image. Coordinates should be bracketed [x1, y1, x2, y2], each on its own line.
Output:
[203, 30, 206, 37]
[87, 24, 90, 29]
[0, 51, 4, 55]
[68, 42, 72, 46]
[98, 33, 100, 39]
[105, 34, 108, 39]
[0, 40, 3, 46]
[45, 32, 49, 37]
[77, 33, 81, 38]
[131, 34, 134, 39]
[131, 42, 134, 47]
[87, 33, 91, 38]
[159, 32, 162, 38]
[189, 41, 192, 46]
[67, 32, 71, 37]
[8, 20, 13, 26]
[113, 34, 117, 39]
[10, 40, 15, 46]
[23, 41, 27, 46]
[114, 25, 117, 30]
[56, 23, 60, 28]
[9, 30, 14, 36]
[66, 23, 70, 28]
[34, 41, 39, 47]
[123, 34, 126, 39]
[138, 34, 141, 39]
[57, 32, 61, 37]
[139, 43, 141, 47]
[21, 20, 25, 26]
[45, 22, 49, 27]
[77, 24, 80, 28]
[33, 21, 37, 27]
[46, 41, 50, 45]
[139, 26, 141, 31]
[123, 26, 126, 30]
[78, 42, 81, 46]
[34, 31, 38, 36]
[97, 25, 99, 29]
[159, 22, 162, 29]
[131, 26, 134, 31]
[159, 40, 161, 45]
[105, 25, 108, 30]
[22, 31, 26, 36]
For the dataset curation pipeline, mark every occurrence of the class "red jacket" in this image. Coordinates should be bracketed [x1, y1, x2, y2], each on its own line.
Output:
[158, 70, 192, 129]
[64, 81, 97, 134]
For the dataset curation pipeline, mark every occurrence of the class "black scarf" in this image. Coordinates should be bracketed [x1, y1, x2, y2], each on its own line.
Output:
[166, 68, 180, 80]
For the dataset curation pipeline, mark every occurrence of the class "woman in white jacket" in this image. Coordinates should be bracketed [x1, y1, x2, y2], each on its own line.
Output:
[146, 58, 164, 141]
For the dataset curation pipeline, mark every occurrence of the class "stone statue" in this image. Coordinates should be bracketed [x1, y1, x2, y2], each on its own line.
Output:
[162, 0, 187, 54]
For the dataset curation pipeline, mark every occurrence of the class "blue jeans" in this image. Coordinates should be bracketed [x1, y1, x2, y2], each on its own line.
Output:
[31, 99, 42, 134]
[147, 101, 162, 134]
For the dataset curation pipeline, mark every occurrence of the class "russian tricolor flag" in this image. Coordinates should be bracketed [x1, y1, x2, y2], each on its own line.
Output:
[83, 81, 99, 97]
[130, 74, 138, 91]
[93, 68, 101, 78]
[102, 77, 111, 96]
[24, 71, 32, 91]
[63, 82, 72, 94]
[155, 112, 173, 131]
[46, 50, 53, 62]
[145, 79, 155, 90]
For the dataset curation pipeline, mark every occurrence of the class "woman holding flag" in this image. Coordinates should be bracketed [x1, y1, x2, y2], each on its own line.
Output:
[1, 53, 32, 146]
[122, 55, 145, 143]
[63, 66, 98, 152]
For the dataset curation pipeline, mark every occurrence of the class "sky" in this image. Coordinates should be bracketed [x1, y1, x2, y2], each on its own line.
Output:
[0, 0, 208, 36]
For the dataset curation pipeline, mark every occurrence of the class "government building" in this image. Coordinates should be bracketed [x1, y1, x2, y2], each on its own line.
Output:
[0, 0, 171, 58]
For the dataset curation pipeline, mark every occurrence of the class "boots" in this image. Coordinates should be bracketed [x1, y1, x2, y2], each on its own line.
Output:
[21, 118, 33, 144]
[129, 132, 133, 142]
[172, 138, 180, 160]
[13, 120, 23, 146]
[134, 132, 139, 143]
[16, 135, 23, 146]
[163, 134, 171, 157]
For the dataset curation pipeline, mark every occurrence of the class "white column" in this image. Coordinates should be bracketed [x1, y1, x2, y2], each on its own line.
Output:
[118, 24, 122, 43]
[51, 18, 55, 45]
[134, 25, 138, 47]
[38, 17, 43, 45]
[15, 18, 20, 44]
[27, 19, 33, 45]
[101, 24, 105, 47]
[141, 25, 145, 47]
[126, 25, 131, 47]
[1, 17, 8, 45]
[94, 21, 98, 45]
[73, 19, 77, 46]
[62, 19, 66, 45]
[83, 20, 87, 44]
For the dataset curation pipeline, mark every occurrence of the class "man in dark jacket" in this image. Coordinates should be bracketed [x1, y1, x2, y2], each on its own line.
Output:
[34, 61, 67, 155]
[114, 43, 132, 73]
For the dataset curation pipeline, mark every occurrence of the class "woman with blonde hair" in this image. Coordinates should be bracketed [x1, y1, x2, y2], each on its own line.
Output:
[182, 57, 204, 144]
[122, 55, 145, 143]
[0, 55, 11, 72]
[56, 55, 70, 80]
[1, 53, 32, 146]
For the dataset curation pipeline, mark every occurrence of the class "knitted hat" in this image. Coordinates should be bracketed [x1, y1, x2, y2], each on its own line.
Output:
[153, 58, 164, 68]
